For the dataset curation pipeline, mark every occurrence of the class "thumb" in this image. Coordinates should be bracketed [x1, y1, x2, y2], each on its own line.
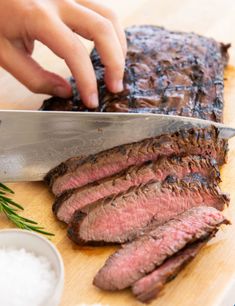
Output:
[0, 39, 71, 98]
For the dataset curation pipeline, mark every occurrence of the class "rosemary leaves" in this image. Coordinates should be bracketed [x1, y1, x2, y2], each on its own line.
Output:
[0, 183, 54, 236]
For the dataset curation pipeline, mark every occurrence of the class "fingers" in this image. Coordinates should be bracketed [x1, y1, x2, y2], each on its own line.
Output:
[34, 16, 99, 108]
[11, 38, 35, 55]
[0, 38, 71, 97]
[75, 0, 127, 56]
[3, 0, 126, 107]
[60, 1, 125, 93]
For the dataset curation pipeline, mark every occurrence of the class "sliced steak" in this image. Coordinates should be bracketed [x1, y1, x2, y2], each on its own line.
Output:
[40, 25, 230, 123]
[67, 175, 229, 245]
[93, 207, 229, 291]
[45, 126, 227, 196]
[132, 239, 207, 303]
[54, 155, 220, 224]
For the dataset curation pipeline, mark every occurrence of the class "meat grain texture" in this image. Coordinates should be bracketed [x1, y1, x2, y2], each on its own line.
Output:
[45, 126, 227, 196]
[93, 207, 229, 291]
[54, 155, 221, 224]
[132, 239, 208, 303]
[68, 174, 229, 245]
[43, 25, 231, 303]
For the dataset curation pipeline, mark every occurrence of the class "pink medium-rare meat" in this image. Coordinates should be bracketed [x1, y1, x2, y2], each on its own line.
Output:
[45, 126, 227, 196]
[67, 174, 229, 245]
[93, 207, 229, 291]
[132, 239, 207, 303]
[54, 155, 220, 224]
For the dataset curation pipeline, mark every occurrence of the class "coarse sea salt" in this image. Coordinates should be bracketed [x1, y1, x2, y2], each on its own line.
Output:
[0, 247, 57, 306]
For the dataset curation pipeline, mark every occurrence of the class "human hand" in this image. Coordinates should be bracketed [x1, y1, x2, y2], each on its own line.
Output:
[0, 0, 127, 108]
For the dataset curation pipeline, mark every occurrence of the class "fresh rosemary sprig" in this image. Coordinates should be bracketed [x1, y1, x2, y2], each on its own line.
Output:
[0, 183, 54, 236]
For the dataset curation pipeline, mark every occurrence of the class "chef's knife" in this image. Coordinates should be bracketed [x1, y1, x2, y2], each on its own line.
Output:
[0, 110, 235, 182]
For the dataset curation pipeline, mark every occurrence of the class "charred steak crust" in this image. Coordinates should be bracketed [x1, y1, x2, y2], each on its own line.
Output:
[44, 156, 84, 188]
[67, 174, 229, 245]
[41, 25, 231, 304]
[66, 211, 117, 247]
[52, 189, 74, 214]
[53, 155, 221, 224]
[40, 25, 230, 123]
[45, 126, 228, 196]
[93, 207, 229, 291]
[131, 237, 210, 303]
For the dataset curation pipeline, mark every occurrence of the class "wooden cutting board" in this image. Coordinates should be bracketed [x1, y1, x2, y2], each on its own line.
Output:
[1, 1, 235, 305]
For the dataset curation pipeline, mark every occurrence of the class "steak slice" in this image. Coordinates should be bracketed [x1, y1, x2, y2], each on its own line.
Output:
[93, 207, 229, 291]
[67, 174, 229, 245]
[54, 155, 220, 224]
[132, 239, 207, 303]
[40, 25, 230, 123]
[45, 126, 227, 196]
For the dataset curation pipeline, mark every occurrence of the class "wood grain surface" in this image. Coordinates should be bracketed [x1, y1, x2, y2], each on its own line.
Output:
[0, 1, 235, 305]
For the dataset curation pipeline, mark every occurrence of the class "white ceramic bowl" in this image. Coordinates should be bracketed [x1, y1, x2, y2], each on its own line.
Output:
[0, 229, 64, 306]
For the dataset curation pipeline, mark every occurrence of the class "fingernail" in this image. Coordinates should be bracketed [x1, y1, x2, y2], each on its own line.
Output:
[88, 93, 99, 108]
[54, 85, 71, 98]
[112, 80, 124, 92]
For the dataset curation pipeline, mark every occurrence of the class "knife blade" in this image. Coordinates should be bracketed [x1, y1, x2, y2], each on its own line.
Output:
[0, 110, 235, 182]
